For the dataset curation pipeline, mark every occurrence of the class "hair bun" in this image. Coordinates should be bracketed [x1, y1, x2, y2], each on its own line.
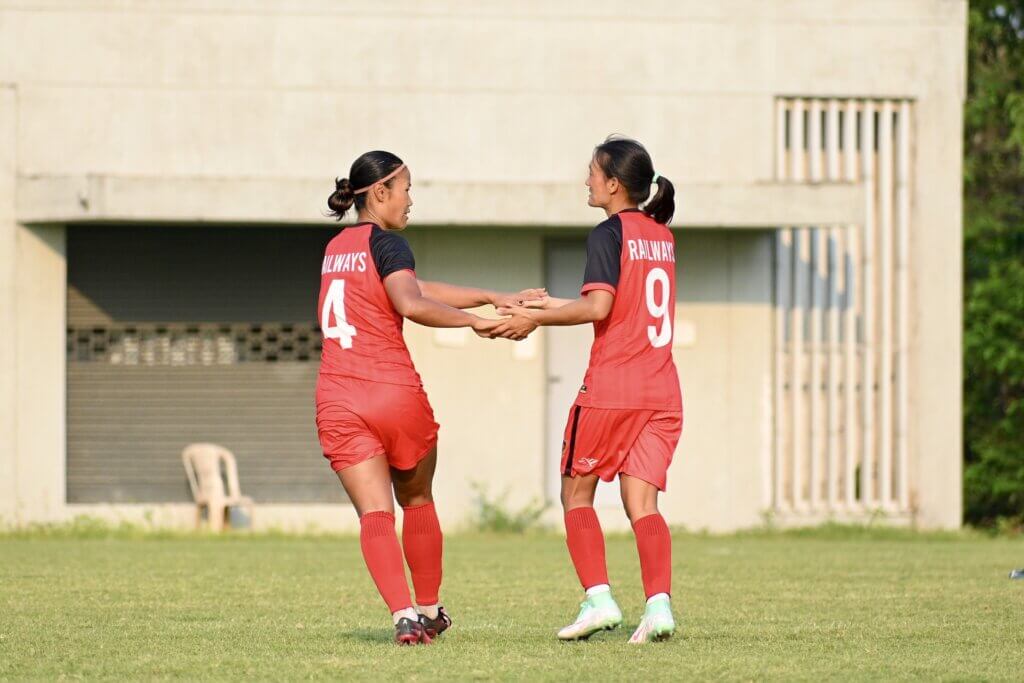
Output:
[334, 177, 354, 197]
[327, 177, 356, 220]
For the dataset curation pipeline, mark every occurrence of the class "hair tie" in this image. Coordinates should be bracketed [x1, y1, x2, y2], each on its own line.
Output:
[354, 164, 407, 195]
[652, 172, 660, 184]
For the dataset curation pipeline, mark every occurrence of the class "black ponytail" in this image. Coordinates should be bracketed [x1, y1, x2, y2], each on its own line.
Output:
[326, 150, 404, 221]
[593, 135, 675, 225]
[645, 175, 676, 225]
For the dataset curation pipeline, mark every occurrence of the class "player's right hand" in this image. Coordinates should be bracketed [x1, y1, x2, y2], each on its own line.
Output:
[488, 309, 538, 341]
[471, 317, 505, 338]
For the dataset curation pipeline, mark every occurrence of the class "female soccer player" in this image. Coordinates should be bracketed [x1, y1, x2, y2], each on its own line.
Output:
[317, 150, 542, 645]
[494, 136, 682, 644]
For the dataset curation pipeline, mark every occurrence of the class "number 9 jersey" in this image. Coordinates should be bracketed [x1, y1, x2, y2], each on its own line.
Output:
[576, 209, 682, 412]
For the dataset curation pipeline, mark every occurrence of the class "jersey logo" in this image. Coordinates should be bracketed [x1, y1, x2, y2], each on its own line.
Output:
[577, 458, 599, 469]
[579, 384, 588, 394]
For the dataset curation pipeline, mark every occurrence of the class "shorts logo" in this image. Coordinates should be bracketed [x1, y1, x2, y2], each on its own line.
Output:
[577, 457, 599, 469]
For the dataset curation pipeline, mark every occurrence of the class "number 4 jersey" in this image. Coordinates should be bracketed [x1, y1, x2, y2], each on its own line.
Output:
[576, 209, 682, 411]
[317, 222, 423, 387]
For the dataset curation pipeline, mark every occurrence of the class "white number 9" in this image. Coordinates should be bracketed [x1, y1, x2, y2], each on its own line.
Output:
[645, 267, 672, 348]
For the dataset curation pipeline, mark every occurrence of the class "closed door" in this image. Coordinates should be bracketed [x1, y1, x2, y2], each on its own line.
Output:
[545, 240, 621, 507]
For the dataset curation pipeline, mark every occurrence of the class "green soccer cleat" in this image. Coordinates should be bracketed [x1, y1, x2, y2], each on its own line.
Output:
[557, 590, 623, 641]
[628, 595, 676, 644]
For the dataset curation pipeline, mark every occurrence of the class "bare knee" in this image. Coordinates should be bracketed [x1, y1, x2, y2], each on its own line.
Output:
[560, 490, 586, 511]
[357, 502, 395, 518]
[623, 500, 659, 524]
[391, 449, 437, 508]
[620, 476, 660, 523]
[560, 476, 598, 511]
[395, 491, 433, 508]
[393, 482, 433, 508]
[349, 490, 395, 518]
[334, 458, 395, 518]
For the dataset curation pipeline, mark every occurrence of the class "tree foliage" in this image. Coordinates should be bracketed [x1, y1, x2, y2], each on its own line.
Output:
[963, 0, 1024, 526]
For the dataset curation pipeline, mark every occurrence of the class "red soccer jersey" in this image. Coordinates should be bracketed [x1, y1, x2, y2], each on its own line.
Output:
[317, 223, 422, 387]
[575, 209, 682, 410]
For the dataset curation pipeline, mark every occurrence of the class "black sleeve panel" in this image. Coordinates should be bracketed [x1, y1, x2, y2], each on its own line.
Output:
[369, 226, 416, 279]
[582, 215, 623, 290]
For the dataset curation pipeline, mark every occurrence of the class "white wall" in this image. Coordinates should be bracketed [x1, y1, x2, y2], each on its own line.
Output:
[0, 1, 965, 187]
[667, 231, 775, 531]
[0, 86, 16, 523]
[0, 0, 966, 529]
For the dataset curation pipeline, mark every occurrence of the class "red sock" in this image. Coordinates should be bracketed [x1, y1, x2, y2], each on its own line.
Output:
[632, 513, 672, 598]
[359, 511, 413, 613]
[564, 507, 609, 590]
[401, 502, 443, 605]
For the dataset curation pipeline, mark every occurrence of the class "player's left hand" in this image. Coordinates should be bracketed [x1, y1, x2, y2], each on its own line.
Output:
[492, 288, 547, 309]
[516, 295, 550, 309]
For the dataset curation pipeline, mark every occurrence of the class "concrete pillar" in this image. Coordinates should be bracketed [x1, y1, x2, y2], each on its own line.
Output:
[910, 91, 964, 529]
[0, 86, 16, 524]
[0, 85, 67, 524]
[13, 223, 66, 522]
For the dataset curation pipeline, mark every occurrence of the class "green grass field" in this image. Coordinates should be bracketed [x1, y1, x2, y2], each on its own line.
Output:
[1, 525, 1022, 681]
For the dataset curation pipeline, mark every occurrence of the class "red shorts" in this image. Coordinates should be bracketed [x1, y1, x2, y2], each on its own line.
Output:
[315, 374, 439, 473]
[560, 404, 682, 491]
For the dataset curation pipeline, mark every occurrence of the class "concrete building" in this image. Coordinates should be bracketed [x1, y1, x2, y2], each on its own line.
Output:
[0, 0, 966, 532]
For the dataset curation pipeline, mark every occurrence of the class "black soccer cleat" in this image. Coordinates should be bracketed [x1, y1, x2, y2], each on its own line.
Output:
[418, 606, 452, 639]
[394, 616, 432, 645]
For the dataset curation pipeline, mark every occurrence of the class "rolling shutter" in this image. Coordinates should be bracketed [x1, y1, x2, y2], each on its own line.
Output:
[66, 225, 345, 503]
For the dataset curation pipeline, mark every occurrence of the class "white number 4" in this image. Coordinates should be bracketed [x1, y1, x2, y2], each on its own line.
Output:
[646, 267, 672, 348]
[321, 279, 357, 349]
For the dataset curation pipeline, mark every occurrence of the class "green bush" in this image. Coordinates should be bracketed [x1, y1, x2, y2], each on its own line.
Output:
[963, 266, 1024, 527]
[469, 482, 549, 533]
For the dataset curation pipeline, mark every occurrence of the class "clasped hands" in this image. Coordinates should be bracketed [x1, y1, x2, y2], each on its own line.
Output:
[472, 288, 550, 341]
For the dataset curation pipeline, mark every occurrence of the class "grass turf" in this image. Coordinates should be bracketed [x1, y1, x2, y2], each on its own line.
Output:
[1, 527, 1022, 681]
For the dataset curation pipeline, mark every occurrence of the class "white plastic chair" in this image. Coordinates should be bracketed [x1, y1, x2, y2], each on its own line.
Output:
[182, 443, 254, 531]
